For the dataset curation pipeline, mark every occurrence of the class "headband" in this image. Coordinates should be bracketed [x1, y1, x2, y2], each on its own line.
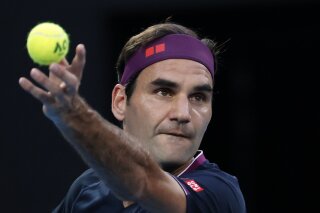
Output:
[120, 34, 214, 85]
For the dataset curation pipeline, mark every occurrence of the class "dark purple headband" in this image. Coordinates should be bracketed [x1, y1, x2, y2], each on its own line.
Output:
[120, 34, 215, 85]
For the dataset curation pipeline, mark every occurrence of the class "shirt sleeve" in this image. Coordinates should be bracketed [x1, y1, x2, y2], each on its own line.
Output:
[51, 169, 99, 213]
[172, 173, 246, 213]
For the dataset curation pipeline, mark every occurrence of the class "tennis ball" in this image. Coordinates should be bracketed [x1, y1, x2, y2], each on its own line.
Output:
[26, 22, 69, 66]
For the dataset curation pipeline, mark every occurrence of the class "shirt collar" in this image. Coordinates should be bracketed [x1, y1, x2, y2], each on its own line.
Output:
[177, 150, 207, 177]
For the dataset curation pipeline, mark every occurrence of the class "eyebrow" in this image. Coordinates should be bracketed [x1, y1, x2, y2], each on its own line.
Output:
[193, 84, 213, 93]
[150, 78, 178, 88]
[150, 78, 213, 93]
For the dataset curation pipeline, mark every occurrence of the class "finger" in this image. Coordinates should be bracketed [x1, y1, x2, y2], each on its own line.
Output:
[30, 68, 62, 97]
[60, 58, 70, 67]
[30, 67, 73, 105]
[68, 44, 86, 80]
[49, 63, 79, 95]
[49, 59, 70, 80]
[30, 68, 67, 103]
[49, 67, 62, 83]
[18, 77, 54, 104]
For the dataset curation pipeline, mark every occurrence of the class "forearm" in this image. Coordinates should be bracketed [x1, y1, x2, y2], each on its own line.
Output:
[19, 44, 186, 213]
[54, 95, 160, 200]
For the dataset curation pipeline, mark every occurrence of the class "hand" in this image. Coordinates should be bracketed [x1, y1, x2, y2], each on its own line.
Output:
[19, 44, 86, 123]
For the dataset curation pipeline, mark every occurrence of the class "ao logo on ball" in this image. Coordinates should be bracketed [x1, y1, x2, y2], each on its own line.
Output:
[27, 22, 70, 66]
[54, 39, 68, 56]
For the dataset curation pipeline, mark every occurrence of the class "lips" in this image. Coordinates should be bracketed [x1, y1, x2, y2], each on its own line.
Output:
[165, 132, 189, 138]
[158, 129, 193, 139]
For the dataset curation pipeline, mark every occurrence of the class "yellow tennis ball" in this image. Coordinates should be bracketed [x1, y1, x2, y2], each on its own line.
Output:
[26, 22, 69, 66]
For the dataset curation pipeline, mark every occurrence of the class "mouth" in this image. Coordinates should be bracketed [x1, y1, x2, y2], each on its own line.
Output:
[162, 132, 190, 139]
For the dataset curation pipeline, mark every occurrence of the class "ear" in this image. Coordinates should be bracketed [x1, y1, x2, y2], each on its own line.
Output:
[111, 84, 127, 121]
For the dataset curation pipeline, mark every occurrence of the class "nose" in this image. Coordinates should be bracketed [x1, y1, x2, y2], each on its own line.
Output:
[169, 95, 191, 124]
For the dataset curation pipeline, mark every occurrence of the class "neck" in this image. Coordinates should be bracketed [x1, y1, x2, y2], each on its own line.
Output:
[164, 157, 194, 176]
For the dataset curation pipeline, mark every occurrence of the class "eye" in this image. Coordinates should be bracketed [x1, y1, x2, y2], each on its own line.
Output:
[155, 88, 173, 97]
[190, 93, 207, 102]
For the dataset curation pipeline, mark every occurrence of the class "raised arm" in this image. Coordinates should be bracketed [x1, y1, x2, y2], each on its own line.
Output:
[19, 44, 186, 213]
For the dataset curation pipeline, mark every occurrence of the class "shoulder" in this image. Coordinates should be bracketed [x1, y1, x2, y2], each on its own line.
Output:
[70, 168, 101, 190]
[62, 168, 103, 199]
[176, 161, 246, 213]
[52, 169, 109, 213]
[189, 161, 241, 191]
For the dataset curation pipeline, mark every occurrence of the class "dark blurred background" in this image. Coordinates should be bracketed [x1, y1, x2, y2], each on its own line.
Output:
[1, 0, 318, 212]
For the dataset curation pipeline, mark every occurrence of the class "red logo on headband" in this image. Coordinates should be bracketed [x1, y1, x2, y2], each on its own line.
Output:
[145, 43, 166, 57]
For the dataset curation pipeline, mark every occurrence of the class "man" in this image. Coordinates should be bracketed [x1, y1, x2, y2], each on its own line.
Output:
[19, 22, 246, 212]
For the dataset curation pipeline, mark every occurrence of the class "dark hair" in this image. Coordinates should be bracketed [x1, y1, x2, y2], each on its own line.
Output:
[116, 22, 220, 101]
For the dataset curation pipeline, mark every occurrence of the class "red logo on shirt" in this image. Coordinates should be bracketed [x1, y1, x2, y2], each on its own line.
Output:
[184, 179, 204, 192]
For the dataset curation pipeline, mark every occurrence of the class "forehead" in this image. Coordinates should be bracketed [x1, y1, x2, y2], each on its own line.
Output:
[136, 59, 213, 86]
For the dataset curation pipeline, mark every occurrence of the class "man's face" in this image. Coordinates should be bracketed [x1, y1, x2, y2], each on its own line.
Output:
[122, 59, 213, 169]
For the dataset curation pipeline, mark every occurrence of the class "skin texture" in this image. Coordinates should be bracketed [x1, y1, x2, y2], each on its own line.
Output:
[112, 59, 213, 172]
[19, 44, 213, 213]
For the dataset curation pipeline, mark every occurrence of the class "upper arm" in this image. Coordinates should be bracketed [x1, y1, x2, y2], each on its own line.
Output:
[137, 172, 187, 213]
[137, 171, 246, 213]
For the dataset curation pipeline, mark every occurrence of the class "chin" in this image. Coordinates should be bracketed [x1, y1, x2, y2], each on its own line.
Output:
[157, 153, 191, 172]
[160, 161, 185, 173]
[150, 136, 198, 169]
